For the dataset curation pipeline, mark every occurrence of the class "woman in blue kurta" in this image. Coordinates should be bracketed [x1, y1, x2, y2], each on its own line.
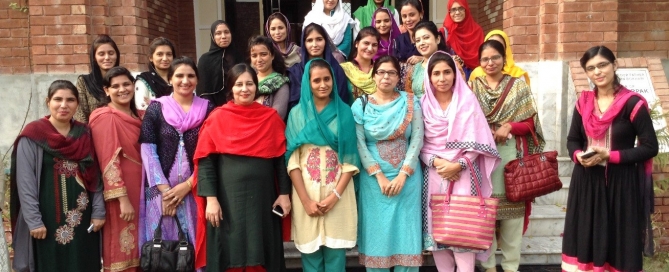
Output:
[352, 55, 424, 271]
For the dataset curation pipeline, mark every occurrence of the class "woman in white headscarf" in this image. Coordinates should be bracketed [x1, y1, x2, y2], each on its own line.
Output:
[303, 0, 355, 59]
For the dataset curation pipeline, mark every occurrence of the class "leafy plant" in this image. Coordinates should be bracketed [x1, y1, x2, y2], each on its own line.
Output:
[8, 1, 27, 13]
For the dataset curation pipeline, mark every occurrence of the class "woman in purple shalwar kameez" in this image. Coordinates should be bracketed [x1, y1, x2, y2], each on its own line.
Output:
[138, 57, 214, 272]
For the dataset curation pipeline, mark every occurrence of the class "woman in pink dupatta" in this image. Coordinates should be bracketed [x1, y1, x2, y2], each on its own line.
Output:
[89, 66, 142, 272]
[420, 51, 500, 272]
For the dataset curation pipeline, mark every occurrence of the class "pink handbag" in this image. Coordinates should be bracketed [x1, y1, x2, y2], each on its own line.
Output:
[429, 157, 499, 250]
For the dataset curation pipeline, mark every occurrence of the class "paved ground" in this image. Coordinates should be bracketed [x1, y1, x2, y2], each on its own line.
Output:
[288, 265, 562, 272]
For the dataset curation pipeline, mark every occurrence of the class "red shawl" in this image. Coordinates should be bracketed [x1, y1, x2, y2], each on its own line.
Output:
[576, 87, 646, 139]
[192, 101, 286, 269]
[10, 117, 100, 230]
[442, 0, 484, 70]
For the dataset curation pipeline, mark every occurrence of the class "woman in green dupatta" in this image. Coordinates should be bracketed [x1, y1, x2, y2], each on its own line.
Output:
[285, 58, 360, 271]
[341, 27, 380, 100]
[249, 35, 291, 119]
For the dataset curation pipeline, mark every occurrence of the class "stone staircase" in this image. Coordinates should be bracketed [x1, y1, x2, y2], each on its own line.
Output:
[283, 157, 574, 268]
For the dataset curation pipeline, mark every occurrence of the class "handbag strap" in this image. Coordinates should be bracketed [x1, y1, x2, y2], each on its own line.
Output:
[514, 122, 541, 158]
[445, 157, 485, 207]
[153, 215, 189, 245]
[486, 77, 516, 118]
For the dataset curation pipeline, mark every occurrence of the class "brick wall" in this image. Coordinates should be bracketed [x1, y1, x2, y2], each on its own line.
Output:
[569, 57, 669, 251]
[176, 0, 196, 60]
[618, 0, 669, 59]
[0, 0, 30, 74]
[503, 0, 539, 62]
[477, 0, 504, 35]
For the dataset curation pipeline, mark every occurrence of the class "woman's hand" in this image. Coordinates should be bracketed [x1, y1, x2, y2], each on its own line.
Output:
[375, 173, 391, 196]
[578, 147, 610, 167]
[273, 194, 292, 218]
[163, 180, 192, 207]
[435, 158, 461, 181]
[90, 218, 105, 232]
[302, 198, 324, 217]
[205, 197, 223, 227]
[317, 193, 339, 214]
[118, 196, 135, 222]
[387, 173, 407, 197]
[494, 123, 512, 144]
[162, 197, 176, 216]
[407, 55, 424, 65]
[30, 226, 47, 239]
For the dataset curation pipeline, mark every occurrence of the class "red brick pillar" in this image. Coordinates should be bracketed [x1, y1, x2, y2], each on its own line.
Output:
[502, 0, 540, 62]
[108, 0, 149, 71]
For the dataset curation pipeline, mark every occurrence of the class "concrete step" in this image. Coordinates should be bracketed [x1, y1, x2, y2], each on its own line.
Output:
[534, 177, 570, 206]
[525, 204, 567, 237]
[495, 236, 563, 265]
[284, 236, 563, 268]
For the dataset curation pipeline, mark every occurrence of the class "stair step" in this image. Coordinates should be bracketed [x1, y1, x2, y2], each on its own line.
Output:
[496, 236, 563, 265]
[284, 236, 564, 267]
[534, 177, 570, 206]
[525, 204, 567, 237]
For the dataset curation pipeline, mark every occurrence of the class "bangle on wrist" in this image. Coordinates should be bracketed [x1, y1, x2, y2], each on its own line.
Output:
[186, 179, 193, 189]
[332, 188, 342, 200]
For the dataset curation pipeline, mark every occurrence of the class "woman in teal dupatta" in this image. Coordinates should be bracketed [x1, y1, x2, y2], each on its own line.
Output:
[285, 58, 360, 272]
[352, 55, 424, 271]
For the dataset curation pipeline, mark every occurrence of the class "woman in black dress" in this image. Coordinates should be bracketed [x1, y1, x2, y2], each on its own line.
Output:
[196, 20, 243, 106]
[562, 45, 659, 271]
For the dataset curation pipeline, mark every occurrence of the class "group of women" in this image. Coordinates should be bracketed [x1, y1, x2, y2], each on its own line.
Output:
[8, 0, 658, 272]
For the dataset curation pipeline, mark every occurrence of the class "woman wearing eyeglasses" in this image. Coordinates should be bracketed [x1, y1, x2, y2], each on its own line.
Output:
[352, 55, 424, 271]
[470, 40, 545, 272]
[439, 0, 483, 79]
[561, 46, 658, 272]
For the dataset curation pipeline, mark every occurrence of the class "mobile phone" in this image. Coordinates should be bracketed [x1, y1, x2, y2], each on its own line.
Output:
[87, 224, 95, 233]
[581, 150, 597, 159]
[272, 206, 284, 217]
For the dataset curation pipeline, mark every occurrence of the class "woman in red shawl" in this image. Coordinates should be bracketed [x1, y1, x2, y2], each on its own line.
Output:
[89, 66, 142, 272]
[194, 63, 290, 272]
[440, 0, 483, 79]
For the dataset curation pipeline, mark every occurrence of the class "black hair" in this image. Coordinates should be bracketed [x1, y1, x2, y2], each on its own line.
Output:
[168, 56, 199, 81]
[90, 34, 121, 67]
[302, 23, 331, 58]
[372, 55, 401, 76]
[309, 59, 332, 75]
[225, 63, 259, 101]
[412, 21, 449, 53]
[248, 35, 287, 75]
[148, 37, 176, 59]
[401, 0, 423, 15]
[102, 66, 139, 116]
[427, 52, 457, 86]
[349, 27, 381, 61]
[580, 45, 621, 90]
[478, 40, 506, 62]
[47, 80, 79, 104]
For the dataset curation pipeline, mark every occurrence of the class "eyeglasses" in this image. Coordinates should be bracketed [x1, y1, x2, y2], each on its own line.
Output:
[480, 55, 503, 64]
[585, 61, 611, 72]
[375, 70, 399, 77]
[450, 7, 465, 14]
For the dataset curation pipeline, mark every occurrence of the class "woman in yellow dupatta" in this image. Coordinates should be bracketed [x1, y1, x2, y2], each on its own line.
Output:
[468, 30, 530, 84]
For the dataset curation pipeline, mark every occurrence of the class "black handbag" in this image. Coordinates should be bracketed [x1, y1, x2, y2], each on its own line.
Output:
[140, 215, 195, 272]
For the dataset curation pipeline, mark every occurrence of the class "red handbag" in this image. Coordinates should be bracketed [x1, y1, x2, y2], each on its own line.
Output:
[503, 128, 561, 202]
[430, 157, 499, 250]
